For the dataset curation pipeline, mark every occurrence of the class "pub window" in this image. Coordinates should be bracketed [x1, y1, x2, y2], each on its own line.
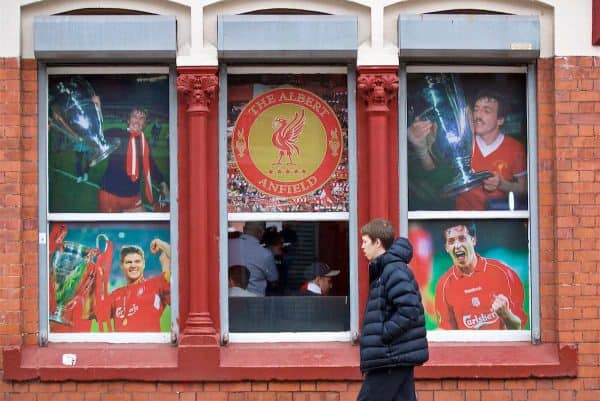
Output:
[220, 67, 357, 342]
[401, 65, 537, 342]
[41, 66, 177, 343]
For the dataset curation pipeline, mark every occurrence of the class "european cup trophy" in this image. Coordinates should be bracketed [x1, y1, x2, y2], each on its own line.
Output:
[49, 231, 112, 328]
[418, 74, 491, 197]
[49, 240, 93, 326]
[49, 77, 120, 167]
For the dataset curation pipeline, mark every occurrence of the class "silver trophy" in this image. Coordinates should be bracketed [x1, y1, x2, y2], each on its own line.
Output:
[49, 240, 93, 326]
[49, 77, 119, 167]
[49, 233, 111, 326]
[418, 74, 491, 197]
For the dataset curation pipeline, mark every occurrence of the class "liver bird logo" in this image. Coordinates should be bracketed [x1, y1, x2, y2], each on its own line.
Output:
[272, 109, 306, 165]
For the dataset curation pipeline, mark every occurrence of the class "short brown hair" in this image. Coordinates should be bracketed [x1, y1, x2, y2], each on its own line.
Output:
[229, 265, 250, 288]
[441, 220, 477, 242]
[361, 218, 395, 250]
[120, 245, 145, 262]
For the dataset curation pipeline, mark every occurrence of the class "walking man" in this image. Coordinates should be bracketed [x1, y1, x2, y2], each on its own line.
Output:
[357, 218, 429, 401]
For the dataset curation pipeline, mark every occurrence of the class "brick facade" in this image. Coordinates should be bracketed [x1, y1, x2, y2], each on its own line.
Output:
[1, 56, 599, 400]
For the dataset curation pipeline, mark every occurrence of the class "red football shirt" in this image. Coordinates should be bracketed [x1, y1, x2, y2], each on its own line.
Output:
[435, 255, 527, 330]
[457, 134, 526, 210]
[110, 274, 170, 332]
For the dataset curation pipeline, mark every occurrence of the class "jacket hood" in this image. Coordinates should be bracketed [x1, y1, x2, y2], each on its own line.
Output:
[385, 237, 413, 264]
[369, 237, 413, 282]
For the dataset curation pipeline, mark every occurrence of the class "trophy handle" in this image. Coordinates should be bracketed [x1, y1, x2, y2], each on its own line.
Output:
[93, 234, 114, 332]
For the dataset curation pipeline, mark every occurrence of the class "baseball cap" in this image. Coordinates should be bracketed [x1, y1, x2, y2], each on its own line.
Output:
[307, 262, 340, 280]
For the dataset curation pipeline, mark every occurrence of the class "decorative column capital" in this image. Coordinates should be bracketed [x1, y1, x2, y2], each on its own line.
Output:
[177, 73, 219, 113]
[357, 73, 399, 112]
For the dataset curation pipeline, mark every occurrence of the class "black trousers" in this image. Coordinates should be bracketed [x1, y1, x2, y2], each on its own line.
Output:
[357, 366, 416, 401]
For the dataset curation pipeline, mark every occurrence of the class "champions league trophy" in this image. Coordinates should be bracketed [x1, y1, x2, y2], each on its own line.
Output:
[418, 74, 491, 197]
[49, 77, 120, 167]
[49, 232, 112, 327]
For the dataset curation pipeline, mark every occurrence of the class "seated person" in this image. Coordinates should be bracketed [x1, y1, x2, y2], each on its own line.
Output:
[300, 262, 340, 296]
[228, 221, 278, 295]
[228, 265, 258, 297]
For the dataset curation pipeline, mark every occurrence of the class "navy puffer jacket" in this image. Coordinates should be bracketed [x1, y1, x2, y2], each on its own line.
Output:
[359, 237, 429, 372]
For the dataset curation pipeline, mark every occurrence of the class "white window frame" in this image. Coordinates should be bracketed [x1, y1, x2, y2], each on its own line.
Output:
[398, 64, 539, 343]
[39, 65, 178, 344]
[219, 65, 358, 343]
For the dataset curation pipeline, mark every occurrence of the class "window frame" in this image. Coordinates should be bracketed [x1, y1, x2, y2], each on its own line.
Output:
[398, 64, 540, 343]
[38, 64, 179, 344]
[218, 65, 359, 343]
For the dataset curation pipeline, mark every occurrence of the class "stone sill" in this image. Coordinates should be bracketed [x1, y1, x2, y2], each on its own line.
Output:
[2, 341, 577, 381]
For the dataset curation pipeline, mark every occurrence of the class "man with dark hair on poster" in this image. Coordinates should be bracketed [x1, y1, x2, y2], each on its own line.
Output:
[110, 238, 171, 332]
[357, 218, 428, 401]
[409, 88, 527, 210]
[98, 107, 169, 212]
[435, 221, 527, 330]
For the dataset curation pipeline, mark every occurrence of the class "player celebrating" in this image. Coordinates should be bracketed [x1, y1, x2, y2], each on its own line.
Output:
[110, 239, 171, 332]
[435, 221, 527, 330]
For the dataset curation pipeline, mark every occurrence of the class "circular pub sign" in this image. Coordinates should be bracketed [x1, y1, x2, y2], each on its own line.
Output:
[232, 88, 343, 198]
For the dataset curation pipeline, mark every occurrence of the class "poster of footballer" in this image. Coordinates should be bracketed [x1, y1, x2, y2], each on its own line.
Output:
[47, 72, 170, 213]
[407, 219, 529, 331]
[406, 71, 528, 212]
[227, 73, 349, 213]
[48, 222, 171, 333]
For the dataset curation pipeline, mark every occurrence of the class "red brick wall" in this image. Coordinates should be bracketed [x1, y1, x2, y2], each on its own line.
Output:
[1, 56, 599, 400]
[0, 57, 39, 365]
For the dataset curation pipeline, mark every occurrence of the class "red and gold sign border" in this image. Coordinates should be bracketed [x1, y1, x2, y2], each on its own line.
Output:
[232, 87, 343, 199]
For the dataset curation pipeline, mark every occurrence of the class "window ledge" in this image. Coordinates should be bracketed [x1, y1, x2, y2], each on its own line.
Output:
[2, 342, 576, 381]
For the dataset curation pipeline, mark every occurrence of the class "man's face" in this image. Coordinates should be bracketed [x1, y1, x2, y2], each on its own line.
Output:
[121, 252, 145, 283]
[472, 97, 504, 138]
[315, 276, 333, 295]
[444, 225, 477, 272]
[361, 235, 383, 262]
[128, 110, 147, 132]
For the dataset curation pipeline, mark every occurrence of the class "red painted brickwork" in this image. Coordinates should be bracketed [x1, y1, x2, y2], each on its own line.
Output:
[2, 56, 600, 400]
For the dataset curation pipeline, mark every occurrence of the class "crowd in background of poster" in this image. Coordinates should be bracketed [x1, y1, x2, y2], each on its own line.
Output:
[48, 74, 170, 213]
[227, 74, 349, 213]
[47, 72, 172, 334]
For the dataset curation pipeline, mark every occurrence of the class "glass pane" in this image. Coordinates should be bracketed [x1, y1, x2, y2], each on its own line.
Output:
[48, 222, 171, 333]
[407, 219, 530, 331]
[227, 220, 350, 332]
[406, 72, 528, 211]
[227, 74, 349, 213]
[48, 74, 170, 213]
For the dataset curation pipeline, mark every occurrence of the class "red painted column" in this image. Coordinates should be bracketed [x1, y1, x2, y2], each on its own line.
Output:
[357, 68, 399, 221]
[176, 67, 219, 345]
[594, 0, 600, 45]
[356, 68, 399, 326]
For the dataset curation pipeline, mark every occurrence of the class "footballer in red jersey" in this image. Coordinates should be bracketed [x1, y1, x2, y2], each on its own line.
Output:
[435, 222, 527, 330]
[409, 89, 527, 210]
[110, 238, 171, 332]
[456, 90, 527, 210]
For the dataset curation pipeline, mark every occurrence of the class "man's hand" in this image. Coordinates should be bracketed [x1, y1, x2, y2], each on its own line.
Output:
[150, 238, 171, 259]
[408, 117, 437, 170]
[491, 293, 521, 329]
[408, 117, 436, 149]
[482, 174, 502, 192]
